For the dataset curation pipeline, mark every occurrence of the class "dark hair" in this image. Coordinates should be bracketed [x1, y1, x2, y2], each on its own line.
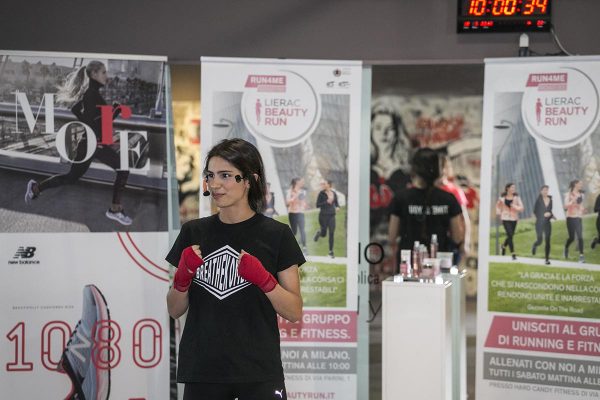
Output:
[411, 148, 440, 243]
[204, 138, 266, 213]
[370, 110, 410, 164]
[540, 185, 549, 191]
[569, 179, 580, 191]
[411, 148, 440, 188]
[501, 183, 518, 197]
[291, 178, 300, 188]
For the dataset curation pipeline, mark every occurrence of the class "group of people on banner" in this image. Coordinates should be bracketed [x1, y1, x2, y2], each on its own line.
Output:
[496, 180, 600, 264]
[263, 177, 341, 258]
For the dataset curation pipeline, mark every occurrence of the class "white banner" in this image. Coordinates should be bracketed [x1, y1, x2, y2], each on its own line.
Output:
[477, 56, 600, 399]
[201, 57, 362, 400]
[0, 51, 170, 399]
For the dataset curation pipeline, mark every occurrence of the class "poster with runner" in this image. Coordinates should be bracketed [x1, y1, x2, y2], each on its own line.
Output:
[201, 57, 362, 400]
[0, 50, 171, 399]
[477, 56, 600, 399]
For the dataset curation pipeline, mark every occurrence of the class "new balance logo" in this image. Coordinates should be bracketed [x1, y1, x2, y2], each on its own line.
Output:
[13, 246, 36, 259]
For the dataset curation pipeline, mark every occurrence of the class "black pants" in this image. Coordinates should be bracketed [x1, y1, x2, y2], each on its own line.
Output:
[39, 138, 129, 205]
[596, 214, 600, 239]
[183, 380, 287, 400]
[533, 219, 551, 260]
[502, 220, 517, 253]
[565, 217, 583, 254]
[288, 213, 306, 246]
[318, 213, 336, 252]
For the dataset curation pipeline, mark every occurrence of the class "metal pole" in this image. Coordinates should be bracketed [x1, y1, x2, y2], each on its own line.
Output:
[495, 152, 500, 255]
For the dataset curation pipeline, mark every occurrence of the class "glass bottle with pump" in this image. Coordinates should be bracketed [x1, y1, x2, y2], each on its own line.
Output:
[430, 234, 438, 259]
[412, 241, 420, 277]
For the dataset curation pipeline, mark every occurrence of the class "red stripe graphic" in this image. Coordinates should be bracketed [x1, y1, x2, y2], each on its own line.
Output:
[116, 233, 169, 282]
[125, 232, 169, 273]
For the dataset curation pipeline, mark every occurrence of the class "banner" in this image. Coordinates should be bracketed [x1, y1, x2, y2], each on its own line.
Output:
[476, 56, 600, 399]
[0, 51, 170, 399]
[201, 57, 362, 400]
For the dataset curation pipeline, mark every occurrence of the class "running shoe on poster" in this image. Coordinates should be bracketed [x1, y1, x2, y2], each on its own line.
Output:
[58, 284, 111, 400]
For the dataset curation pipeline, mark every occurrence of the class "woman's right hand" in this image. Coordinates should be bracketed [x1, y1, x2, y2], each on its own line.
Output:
[173, 245, 203, 292]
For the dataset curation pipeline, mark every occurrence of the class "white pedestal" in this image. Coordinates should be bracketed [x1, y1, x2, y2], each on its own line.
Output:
[442, 271, 467, 400]
[382, 278, 453, 400]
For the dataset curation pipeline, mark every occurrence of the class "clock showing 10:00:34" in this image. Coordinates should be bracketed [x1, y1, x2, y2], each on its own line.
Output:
[457, 0, 551, 33]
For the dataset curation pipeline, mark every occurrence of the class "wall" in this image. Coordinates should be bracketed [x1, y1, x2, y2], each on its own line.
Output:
[1, 0, 598, 63]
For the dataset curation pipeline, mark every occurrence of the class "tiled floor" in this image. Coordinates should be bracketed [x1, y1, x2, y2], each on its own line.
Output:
[368, 289, 478, 400]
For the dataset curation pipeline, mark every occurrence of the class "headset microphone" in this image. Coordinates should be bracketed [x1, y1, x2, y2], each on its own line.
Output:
[202, 178, 210, 196]
[235, 175, 243, 183]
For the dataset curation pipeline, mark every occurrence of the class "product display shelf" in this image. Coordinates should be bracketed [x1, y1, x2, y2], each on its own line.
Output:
[382, 277, 453, 400]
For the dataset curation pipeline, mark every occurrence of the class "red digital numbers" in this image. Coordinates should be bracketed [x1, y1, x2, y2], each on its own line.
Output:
[5, 319, 162, 372]
[467, 0, 548, 16]
[468, 0, 486, 16]
[523, 0, 548, 15]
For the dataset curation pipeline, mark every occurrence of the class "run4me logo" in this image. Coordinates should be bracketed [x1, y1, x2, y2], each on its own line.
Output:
[192, 245, 251, 300]
[14, 92, 149, 172]
[241, 71, 321, 147]
[9, 246, 39, 265]
[521, 67, 600, 148]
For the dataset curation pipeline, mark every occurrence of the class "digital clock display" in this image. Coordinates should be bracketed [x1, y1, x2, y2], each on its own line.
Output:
[457, 0, 551, 33]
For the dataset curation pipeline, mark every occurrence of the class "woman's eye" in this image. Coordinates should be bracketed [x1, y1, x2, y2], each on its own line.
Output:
[222, 173, 231, 179]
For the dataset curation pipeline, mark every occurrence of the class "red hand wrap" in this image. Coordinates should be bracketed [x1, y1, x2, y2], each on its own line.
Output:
[238, 253, 277, 293]
[174, 246, 204, 292]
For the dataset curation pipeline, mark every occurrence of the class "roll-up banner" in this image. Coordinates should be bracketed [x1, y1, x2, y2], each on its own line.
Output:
[201, 57, 362, 400]
[0, 51, 171, 399]
[477, 56, 600, 399]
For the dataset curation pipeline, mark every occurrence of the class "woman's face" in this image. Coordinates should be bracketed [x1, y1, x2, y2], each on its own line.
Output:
[575, 181, 583, 191]
[372, 113, 396, 153]
[90, 66, 108, 85]
[541, 187, 549, 196]
[508, 185, 516, 194]
[206, 156, 249, 210]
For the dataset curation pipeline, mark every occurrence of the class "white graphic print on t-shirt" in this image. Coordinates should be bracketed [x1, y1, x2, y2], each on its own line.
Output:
[192, 245, 251, 300]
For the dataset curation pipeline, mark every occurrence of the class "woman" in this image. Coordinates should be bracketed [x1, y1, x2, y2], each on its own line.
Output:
[564, 179, 585, 263]
[313, 179, 339, 258]
[531, 185, 553, 265]
[496, 183, 524, 260]
[388, 148, 465, 264]
[263, 182, 277, 218]
[438, 154, 471, 261]
[23, 60, 132, 225]
[166, 138, 304, 400]
[286, 177, 308, 252]
[592, 193, 600, 250]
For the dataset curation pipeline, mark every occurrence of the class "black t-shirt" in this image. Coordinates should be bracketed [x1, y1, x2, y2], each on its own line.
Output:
[389, 187, 462, 251]
[316, 190, 339, 215]
[165, 213, 305, 383]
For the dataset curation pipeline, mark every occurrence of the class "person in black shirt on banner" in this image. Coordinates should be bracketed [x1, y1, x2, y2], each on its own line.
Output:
[592, 193, 600, 250]
[313, 179, 339, 258]
[531, 185, 554, 265]
[166, 139, 304, 400]
[388, 148, 465, 265]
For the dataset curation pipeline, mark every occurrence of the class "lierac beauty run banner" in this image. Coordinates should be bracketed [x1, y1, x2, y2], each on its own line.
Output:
[0, 51, 170, 399]
[477, 56, 600, 399]
[201, 57, 362, 400]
